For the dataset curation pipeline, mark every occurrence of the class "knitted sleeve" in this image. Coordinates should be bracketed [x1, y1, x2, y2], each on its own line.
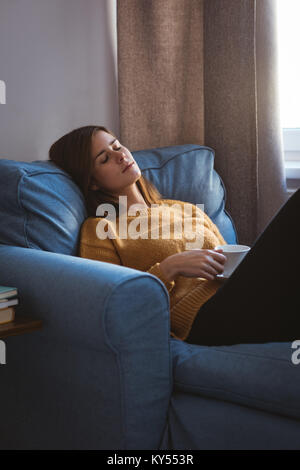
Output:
[146, 263, 175, 293]
[79, 218, 175, 294]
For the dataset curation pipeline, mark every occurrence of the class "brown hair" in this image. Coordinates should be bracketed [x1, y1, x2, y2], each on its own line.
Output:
[49, 125, 162, 216]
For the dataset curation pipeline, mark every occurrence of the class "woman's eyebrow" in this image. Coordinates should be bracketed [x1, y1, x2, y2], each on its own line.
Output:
[95, 138, 117, 159]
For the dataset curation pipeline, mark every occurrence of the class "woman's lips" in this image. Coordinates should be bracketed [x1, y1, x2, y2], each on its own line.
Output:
[123, 162, 135, 173]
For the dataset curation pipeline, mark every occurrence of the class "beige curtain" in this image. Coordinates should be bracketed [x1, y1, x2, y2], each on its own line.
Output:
[255, 0, 289, 235]
[204, 0, 287, 244]
[117, 0, 205, 151]
[117, 0, 287, 246]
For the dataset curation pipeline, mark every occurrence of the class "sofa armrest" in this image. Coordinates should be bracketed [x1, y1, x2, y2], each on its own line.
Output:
[0, 246, 172, 450]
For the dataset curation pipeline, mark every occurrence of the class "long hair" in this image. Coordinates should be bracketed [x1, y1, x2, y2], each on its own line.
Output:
[49, 125, 162, 216]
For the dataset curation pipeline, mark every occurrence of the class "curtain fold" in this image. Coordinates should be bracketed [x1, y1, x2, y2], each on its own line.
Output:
[204, 0, 287, 245]
[117, 0, 205, 151]
[255, 0, 289, 235]
[204, 0, 258, 245]
[117, 0, 288, 246]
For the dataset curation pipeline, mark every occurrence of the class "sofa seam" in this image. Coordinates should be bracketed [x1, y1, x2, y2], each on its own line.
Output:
[211, 349, 291, 364]
[206, 147, 239, 243]
[215, 169, 239, 243]
[138, 145, 214, 172]
[184, 343, 292, 364]
[174, 381, 300, 414]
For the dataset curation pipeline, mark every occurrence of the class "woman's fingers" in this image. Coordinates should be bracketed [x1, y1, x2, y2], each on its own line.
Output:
[179, 249, 227, 279]
[210, 249, 227, 264]
[209, 258, 225, 274]
[202, 255, 225, 277]
[199, 262, 218, 277]
[202, 271, 215, 281]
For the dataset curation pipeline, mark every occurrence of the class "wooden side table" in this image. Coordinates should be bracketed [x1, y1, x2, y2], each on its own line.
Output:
[0, 316, 42, 339]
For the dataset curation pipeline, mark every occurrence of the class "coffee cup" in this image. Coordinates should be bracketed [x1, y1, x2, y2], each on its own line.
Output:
[215, 244, 251, 277]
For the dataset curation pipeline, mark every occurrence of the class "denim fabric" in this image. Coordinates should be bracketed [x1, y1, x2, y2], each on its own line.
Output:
[162, 392, 300, 450]
[133, 144, 238, 244]
[170, 339, 300, 421]
[0, 159, 87, 255]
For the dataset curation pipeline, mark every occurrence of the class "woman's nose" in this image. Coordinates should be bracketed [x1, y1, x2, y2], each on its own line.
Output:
[115, 151, 125, 162]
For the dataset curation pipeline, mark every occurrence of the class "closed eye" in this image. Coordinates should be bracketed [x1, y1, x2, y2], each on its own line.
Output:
[101, 146, 122, 164]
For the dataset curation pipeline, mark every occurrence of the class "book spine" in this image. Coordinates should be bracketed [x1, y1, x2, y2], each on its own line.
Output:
[0, 307, 15, 325]
[0, 298, 19, 309]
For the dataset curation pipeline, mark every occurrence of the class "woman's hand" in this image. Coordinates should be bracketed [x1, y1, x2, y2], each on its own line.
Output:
[160, 248, 226, 282]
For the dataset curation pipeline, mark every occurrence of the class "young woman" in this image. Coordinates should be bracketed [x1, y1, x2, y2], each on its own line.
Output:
[49, 125, 300, 346]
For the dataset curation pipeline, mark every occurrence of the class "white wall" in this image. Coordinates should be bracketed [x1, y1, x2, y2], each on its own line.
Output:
[0, 0, 119, 162]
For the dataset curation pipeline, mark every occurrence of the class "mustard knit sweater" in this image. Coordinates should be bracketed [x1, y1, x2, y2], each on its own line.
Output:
[79, 199, 226, 341]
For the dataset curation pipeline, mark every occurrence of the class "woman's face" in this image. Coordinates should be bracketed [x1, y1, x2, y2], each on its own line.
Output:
[90, 130, 141, 194]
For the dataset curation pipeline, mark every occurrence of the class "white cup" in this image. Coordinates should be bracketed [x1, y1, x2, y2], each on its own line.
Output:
[215, 244, 251, 277]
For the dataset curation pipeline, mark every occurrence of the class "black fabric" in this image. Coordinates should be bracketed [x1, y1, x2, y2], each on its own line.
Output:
[186, 189, 300, 346]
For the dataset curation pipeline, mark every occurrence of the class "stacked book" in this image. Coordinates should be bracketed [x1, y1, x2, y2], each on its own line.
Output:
[0, 285, 18, 325]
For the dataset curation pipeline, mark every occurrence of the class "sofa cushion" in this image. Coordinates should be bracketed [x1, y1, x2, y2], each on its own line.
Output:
[0, 159, 87, 255]
[171, 338, 300, 420]
[133, 144, 238, 244]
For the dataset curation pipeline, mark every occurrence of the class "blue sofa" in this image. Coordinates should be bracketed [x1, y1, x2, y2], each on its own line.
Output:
[0, 144, 299, 450]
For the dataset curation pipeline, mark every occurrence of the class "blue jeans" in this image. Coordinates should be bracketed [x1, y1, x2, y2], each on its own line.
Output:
[185, 188, 300, 346]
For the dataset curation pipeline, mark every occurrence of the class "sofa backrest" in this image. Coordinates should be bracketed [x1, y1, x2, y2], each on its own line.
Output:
[0, 144, 237, 255]
[134, 144, 237, 244]
[0, 159, 87, 255]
